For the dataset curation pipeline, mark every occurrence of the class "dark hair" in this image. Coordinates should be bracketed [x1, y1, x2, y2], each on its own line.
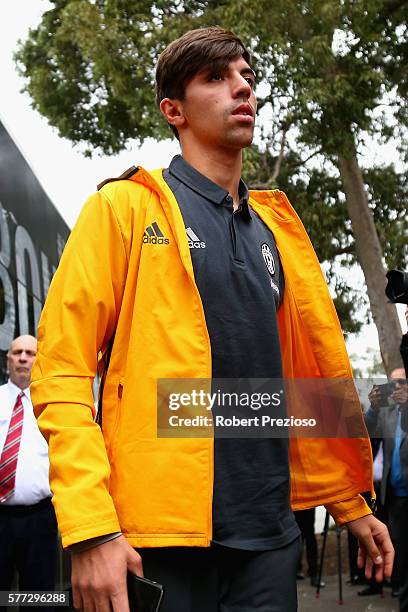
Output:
[155, 26, 251, 138]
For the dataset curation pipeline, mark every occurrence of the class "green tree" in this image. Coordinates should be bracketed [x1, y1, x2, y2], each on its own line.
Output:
[16, 0, 408, 372]
[243, 145, 407, 335]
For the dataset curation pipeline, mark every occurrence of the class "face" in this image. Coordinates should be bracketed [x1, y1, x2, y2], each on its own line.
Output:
[390, 367, 408, 405]
[7, 335, 37, 390]
[390, 368, 406, 382]
[162, 56, 257, 151]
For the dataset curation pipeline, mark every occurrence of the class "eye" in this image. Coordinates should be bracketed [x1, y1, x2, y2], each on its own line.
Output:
[244, 76, 255, 87]
[209, 73, 223, 82]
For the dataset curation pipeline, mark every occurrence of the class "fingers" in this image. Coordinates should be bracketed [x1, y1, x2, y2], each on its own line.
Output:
[70, 536, 134, 611]
[359, 542, 383, 582]
[375, 529, 395, 581]
[73, 578, 128, 611]
[347, 515, 394, 585]
[382, 547, 395, 580]
[72, 586, 83, 611]
[363, 538, 383, 581]
[364, 539, 382, 566]
[80, 593, 96, 612]
[392, 389, 408, 405]
[94, 595, 113, 612]
[127, 549, 144, 578]
[368, 387, 381, 408]
[112, 589, 130, 612]
[97, 580, 128, 612]
[365, 554, 375, 581]
[359, 545, 383, 583]
[357, 545, 365, 570]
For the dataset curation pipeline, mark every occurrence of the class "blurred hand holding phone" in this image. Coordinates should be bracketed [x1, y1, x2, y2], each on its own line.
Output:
[369, 380, 408, 409]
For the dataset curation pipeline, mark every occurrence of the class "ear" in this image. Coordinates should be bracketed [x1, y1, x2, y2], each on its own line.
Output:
[159, 98, 186, 130]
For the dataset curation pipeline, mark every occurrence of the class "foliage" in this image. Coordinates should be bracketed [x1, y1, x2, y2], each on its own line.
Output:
[350, 348, 386, 377]
[244, 145, 408, 332]
[365, 164, 408, 269]
[15, 0, 408, 333]
[16, 1, 408, 156]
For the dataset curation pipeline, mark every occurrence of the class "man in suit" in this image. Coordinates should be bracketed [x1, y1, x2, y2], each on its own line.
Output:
[0, 335, 57, 607]
[366, 368, 408, 611]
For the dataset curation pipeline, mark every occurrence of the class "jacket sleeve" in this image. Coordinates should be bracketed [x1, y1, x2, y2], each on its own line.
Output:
[30, 190, 128, 548]
[326, 494, 372, 525]
[326, 413, 375, 523]
[402, 407, 408, 434]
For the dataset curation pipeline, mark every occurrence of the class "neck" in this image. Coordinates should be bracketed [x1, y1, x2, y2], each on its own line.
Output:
[10, 379, 27, 391]
[180, 141, 243, 205]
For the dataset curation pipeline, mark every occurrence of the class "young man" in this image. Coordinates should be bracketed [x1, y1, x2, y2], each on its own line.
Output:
[31, 27, 393, 611]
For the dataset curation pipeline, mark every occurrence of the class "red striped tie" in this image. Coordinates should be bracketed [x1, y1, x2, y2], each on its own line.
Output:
[0, 391, 24, 502]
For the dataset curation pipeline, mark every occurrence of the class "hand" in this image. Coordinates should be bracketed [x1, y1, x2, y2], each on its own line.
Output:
[71, 535, 143, 611]
[368, 386, 383, 409]
[391, 384, 408, 407]
[346, 515, 394, 583]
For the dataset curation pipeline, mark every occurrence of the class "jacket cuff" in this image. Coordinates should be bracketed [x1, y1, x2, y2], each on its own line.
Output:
[326, 494, 372, 525]
[69, 532, 122, 554]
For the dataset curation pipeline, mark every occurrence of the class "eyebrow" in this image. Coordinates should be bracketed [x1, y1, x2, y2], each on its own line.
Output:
[241, 67, 256, 79]
[201, 64, 256, 80]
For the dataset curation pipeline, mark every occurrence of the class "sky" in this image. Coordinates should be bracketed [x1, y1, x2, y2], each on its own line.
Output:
[0, 1, 180, 229]
[0, 2, 407, 369]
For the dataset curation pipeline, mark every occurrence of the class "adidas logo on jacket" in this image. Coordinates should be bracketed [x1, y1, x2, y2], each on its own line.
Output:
[143, 222, 170, 245]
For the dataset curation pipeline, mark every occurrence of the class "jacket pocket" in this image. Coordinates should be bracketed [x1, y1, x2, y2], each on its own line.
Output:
[101, 377, 124, 459]
[109, 380, 124, 458]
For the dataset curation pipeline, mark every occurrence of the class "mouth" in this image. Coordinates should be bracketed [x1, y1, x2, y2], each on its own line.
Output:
[231, 104, 255, 123]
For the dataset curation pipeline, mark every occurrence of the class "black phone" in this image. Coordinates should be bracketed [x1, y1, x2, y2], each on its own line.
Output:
[127, 571, 165, 612]
[374, 382, 396, 407]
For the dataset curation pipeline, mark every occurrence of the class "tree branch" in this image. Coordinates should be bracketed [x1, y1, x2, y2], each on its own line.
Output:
[287, 147, 324, 170]
[271, 124, 288, 181]
[256, 96, 268, 112]
[332, 245, 356, 256]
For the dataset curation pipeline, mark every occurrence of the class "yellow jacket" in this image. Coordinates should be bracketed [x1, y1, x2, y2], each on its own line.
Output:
[31, 167, 373, 548]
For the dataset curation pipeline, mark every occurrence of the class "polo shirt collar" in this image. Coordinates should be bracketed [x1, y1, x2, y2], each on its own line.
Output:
[168, 155, 251, 218]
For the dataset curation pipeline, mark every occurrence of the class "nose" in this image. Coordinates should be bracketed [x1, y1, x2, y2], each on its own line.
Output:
[231, 72, 252, 100]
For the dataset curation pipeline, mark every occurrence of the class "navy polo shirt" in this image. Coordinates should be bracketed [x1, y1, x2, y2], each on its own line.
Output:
[164, 155, 300, 550]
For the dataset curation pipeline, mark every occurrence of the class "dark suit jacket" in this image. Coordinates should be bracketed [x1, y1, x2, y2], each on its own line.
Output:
[400, 332, 408, 378]
[365, 403, 408, 505]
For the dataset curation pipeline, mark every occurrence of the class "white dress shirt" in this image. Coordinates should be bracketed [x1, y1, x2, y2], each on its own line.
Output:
[0, 380, 51, 505]
[373, 441, 384, 483]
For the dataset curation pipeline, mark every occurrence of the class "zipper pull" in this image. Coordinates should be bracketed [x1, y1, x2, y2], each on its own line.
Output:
[118, 383, 123, 399]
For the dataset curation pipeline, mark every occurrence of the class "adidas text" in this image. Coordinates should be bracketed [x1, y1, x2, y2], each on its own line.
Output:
[143, 235, 170, 245]
[188, 239, 206, 249]
[186, 227, 206, 249]
[143, 222, 169, 245]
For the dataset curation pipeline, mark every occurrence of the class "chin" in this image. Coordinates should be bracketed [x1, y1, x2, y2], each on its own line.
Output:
[226, 129, 254, 149]
[227, 137, 254, 151]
